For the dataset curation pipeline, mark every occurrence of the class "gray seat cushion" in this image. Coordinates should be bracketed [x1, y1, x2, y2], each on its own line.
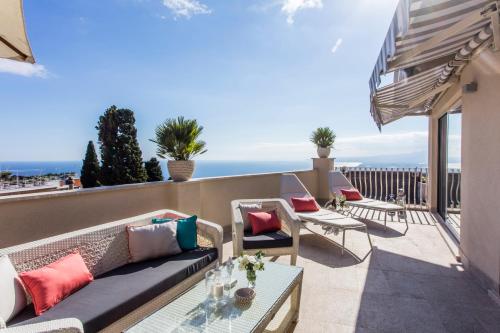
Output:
[243, 230, 293, 250]
[10, 248, 217, 332]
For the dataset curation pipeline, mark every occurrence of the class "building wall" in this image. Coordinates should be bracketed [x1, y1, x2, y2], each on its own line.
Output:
[459, 49, 500, 294]
[428, 49, 500, 294]
[0, 169, 318, 248]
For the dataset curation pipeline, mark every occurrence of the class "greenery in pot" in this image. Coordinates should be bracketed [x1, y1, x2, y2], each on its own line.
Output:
[310, 127, 336, 148]
[150, 116, 207, 161]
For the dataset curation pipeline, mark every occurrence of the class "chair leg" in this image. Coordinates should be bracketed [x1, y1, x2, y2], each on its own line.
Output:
[366, 226, 373, 249]
[291, 253, 297, 266]
[384, 211, 387, 231]
[341, 229, 346, 256]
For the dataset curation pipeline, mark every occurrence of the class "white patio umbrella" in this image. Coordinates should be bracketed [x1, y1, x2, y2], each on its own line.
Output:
[0, 0, 34, 63]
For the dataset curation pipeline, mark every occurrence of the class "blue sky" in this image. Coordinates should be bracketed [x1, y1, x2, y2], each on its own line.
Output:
[0, 0, 431, 162]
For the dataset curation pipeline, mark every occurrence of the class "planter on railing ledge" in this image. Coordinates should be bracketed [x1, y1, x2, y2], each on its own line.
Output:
[167, 160, 195, 182]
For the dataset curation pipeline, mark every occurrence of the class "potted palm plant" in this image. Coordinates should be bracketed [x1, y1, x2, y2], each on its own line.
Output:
[150, 117, 207, 181]
[310, 127, 336, 158]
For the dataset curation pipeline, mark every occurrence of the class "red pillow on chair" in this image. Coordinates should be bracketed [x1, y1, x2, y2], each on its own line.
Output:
[341, 188, 363, 201]
[19, 252, 93, 315]
[247, 210, 282, 235]
[291, 197, 320, 212]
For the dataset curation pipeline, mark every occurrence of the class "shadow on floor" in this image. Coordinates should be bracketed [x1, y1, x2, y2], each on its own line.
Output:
[353, 249, 500, 332]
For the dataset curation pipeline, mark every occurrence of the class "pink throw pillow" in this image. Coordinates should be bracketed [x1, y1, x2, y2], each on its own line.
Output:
[247, 210, 282, 235]
[19, 252, 93, 315]
[341, 188, 363, 201]
[291, 197, 320, 212]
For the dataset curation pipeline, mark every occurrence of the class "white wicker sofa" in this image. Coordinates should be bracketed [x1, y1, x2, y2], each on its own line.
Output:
[0, 209, 223, 333]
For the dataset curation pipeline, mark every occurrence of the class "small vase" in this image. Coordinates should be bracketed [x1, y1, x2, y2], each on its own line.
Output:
[246, 270, 256, 289]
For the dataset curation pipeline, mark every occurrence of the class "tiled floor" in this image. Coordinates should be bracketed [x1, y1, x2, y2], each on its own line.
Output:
[223, 210, 500, 332]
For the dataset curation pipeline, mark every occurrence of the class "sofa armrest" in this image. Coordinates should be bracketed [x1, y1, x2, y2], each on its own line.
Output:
[196, 218, 223, 264]
[274, 199, 301, 248]
[230, 200, 245, 257]
[2, 318, 83, 333]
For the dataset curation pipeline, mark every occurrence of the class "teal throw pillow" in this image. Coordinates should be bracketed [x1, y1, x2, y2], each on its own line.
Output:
[152, 218, 173, 224]
[176, 215, 198, 250]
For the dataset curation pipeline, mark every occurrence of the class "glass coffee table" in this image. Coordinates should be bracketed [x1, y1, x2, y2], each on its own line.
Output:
[126, 261, 303, 333]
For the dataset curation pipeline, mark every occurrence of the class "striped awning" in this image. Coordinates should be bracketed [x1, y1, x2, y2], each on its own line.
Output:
[371, 65, 448, 126]
[369, 0, 499, 128]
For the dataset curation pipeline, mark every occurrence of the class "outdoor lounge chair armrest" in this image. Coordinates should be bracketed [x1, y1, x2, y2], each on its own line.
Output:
[275, 199, 301, 236]
[230, 200, 246, 256]
[1, 318, 84, 333]
[196, 219, 223, 264]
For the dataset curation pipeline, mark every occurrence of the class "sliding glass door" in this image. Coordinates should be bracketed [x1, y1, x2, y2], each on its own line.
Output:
[437, 111, 462, 239]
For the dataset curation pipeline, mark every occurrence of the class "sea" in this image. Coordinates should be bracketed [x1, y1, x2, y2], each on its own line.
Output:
[0, 160, 439, 179]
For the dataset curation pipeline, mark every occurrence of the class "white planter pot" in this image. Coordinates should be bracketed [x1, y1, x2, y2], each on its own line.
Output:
[317, 147, 331, 158]
[167, 160, 195, 182]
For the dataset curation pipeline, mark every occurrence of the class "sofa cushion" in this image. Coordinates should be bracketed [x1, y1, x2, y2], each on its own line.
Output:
[176, 215, 198, 251]
[10, 248, 218, 332]
[248, 210, 281, 235]
[239, 203, 263, 230]
[19, 252, 93, 316]
[0, 255, 27, 323]
[127, 222, 182, 263]
[242, 230, 293, 250]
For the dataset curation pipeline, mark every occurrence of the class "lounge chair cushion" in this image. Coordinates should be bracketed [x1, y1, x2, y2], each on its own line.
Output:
[242, 230, 293, 249]
[291, 197, 320, 212]
[341, 188, 363, 201]
[10, 248, 218, 332]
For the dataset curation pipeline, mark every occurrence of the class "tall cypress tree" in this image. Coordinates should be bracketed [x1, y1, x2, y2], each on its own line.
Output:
[96, 105, 147, 185]
[80, 141, 101, 188]
[144, 157, 164, 182]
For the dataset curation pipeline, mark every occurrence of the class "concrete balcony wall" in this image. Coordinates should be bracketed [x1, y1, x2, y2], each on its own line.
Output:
[172, 170, 318, 230]
[0, 169, 317, 248]
[0, 182, 176, 248]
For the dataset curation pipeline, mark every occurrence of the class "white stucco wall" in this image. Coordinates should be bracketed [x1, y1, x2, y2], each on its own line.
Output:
[459, 49, 500, 293]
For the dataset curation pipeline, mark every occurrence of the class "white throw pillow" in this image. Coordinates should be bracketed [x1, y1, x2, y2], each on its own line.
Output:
[0, 255, 27, 323]
[127, 222, 182, 263]
[239, 203, 263, 230]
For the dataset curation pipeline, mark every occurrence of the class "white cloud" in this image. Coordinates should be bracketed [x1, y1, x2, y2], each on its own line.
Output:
[281, 0, 323, 24]
[0, 59, 49, 78]
[331, 38, 343, 54]
[162, 0, 211, 18]
[205, 131, 430, 161]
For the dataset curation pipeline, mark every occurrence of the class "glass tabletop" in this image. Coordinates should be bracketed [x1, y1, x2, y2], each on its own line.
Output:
[126, 261, 303, 333]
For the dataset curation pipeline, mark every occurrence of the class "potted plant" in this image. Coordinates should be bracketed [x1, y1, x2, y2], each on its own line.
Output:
[150, 116, 207, 181]
[310, 127, 336, 158]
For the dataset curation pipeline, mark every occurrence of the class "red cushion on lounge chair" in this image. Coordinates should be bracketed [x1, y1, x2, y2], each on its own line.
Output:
[291, 197, 320, 212]
[248, 210, 282, 235]
[341, 188, 363, 201]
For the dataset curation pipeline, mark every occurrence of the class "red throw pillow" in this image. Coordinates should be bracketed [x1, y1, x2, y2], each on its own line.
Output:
[341, 188, 363, 201]
[247, 210, 282, 235]
[291, 197, 320, 212]
[19, 252, 93, 315]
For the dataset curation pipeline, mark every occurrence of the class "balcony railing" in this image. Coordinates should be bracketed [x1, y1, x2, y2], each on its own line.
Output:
[446, 169, 461, 212]
[335, 167, 429, 209]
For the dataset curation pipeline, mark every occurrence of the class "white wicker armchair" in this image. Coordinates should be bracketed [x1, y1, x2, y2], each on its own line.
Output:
[231, 199, 301, 265]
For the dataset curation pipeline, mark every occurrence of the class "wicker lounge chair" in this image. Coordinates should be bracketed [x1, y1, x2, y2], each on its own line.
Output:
[329, 171, 408, 232]
[280, 173, 372, 258]
[231, 199, 301, 265]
